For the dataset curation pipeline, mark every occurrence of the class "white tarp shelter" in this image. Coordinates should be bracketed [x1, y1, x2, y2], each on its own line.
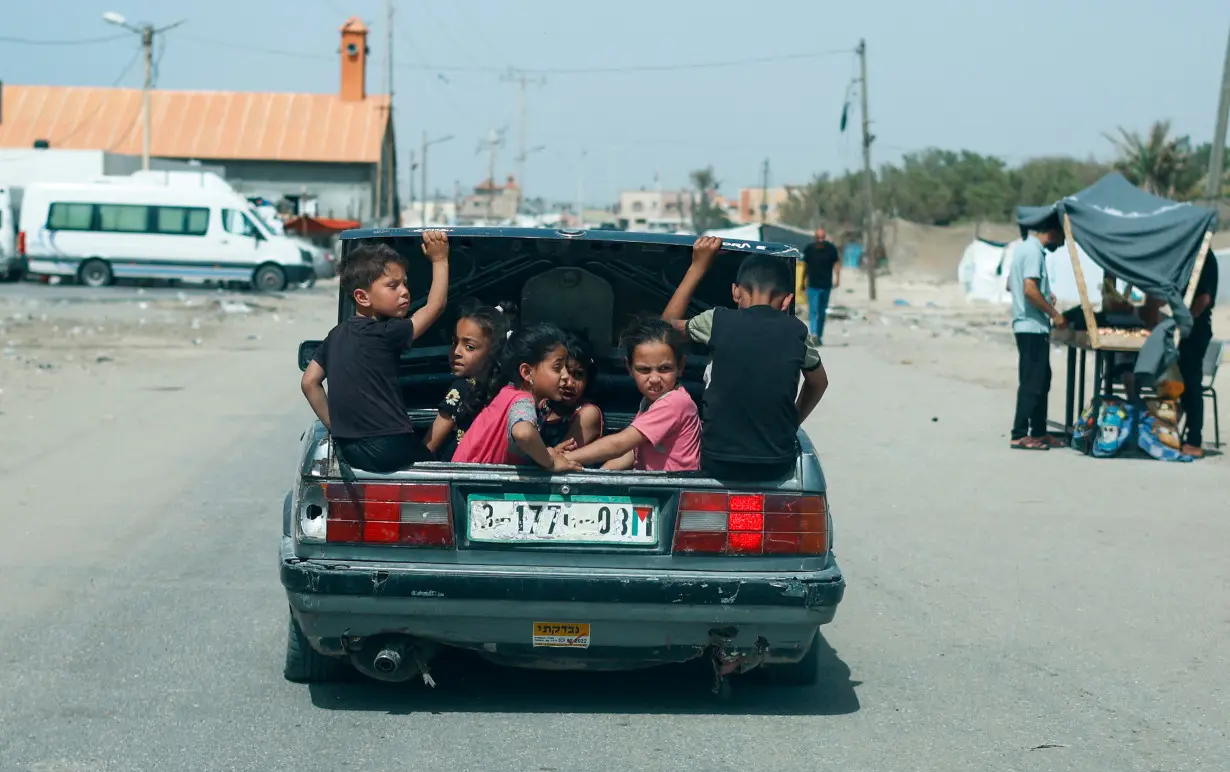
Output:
[961, 237, 1110, 306]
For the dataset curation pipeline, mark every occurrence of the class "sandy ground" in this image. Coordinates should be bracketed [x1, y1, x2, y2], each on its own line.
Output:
[0, 272, 1227, 771]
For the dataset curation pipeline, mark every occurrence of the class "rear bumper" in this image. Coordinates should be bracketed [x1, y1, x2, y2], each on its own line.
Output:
[280, 539, 845, 665]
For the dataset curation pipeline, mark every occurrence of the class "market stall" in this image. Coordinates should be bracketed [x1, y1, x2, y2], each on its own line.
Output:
[1016, 173, 1218, 443]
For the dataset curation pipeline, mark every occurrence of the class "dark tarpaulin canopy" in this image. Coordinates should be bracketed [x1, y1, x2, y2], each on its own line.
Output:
[1016, 172, 1218, 338]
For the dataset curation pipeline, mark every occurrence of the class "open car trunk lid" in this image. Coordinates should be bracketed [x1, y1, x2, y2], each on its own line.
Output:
[322, 227, 800, 414]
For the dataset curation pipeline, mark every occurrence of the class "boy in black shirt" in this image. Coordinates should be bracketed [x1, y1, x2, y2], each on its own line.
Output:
[301, 231, 450, 472]
[664, 236, 829, 480]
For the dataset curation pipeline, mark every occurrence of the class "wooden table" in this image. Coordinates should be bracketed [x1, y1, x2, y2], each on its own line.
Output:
[1051, 328, 1147, 436]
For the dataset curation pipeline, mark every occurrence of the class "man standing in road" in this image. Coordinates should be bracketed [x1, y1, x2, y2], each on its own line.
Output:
[801, 228, 840, 345]
[1008, 222, 1068, 451]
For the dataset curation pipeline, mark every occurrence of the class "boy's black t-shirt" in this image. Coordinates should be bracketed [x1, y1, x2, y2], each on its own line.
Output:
[686, 305, 821, 467]
[312, 315, 416, 440]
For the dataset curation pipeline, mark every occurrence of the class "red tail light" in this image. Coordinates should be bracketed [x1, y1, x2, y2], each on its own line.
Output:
[322, 482, 454, 547]
[673, 491, 827, 556]
[16, 231, 26, 257]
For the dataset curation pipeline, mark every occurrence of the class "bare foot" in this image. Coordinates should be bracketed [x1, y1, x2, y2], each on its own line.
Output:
[1181, 444, 1205, 459]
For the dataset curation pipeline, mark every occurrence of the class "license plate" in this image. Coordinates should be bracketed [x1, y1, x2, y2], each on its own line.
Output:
[533, 622, 590, 648]
[467, 494, 658, 545]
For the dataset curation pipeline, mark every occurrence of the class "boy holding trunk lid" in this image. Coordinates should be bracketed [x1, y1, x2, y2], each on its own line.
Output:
[663, 236, 828, 481]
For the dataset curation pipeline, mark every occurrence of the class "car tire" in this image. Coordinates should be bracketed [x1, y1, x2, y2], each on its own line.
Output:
[78, 259, 113, 288]
[765, 629, 821, 686]
[252, 263, 287, 293]
[283, 612, 347, 683]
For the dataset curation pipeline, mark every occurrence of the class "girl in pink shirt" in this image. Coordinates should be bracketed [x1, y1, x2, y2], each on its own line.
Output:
[563, 318, 700, 472]
[452, 324, 582, 473]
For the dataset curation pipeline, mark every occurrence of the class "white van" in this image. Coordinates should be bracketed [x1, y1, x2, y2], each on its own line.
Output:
[18, 182, 313, 291]
[0, 186, 19, 281]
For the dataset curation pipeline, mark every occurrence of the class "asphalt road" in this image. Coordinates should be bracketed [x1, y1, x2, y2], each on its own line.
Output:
[0, 277, 335, 304]
[1, 337, 1226, 771]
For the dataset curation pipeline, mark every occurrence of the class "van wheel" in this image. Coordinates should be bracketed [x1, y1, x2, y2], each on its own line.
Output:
[283, 612, 347, 683]
[253, 264, 287, 292]
[765, 630, 821, 686]
[78, 259, 113, 288]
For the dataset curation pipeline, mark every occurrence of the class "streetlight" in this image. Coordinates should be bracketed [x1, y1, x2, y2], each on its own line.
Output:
[420, 131, 454, 225]
[103, 11, 184, 170]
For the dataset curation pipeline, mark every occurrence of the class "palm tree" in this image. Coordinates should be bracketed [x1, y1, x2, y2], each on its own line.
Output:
[1104, 121, 1197, 199]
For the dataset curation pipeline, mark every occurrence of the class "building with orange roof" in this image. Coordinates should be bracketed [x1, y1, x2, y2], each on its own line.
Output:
[0, 17, 397, 227]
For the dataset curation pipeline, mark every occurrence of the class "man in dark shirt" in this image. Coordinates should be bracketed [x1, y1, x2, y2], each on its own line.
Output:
[1178, 254, 1218, 458]
[664, 236, 829, 480]
[301, 232, 450, 472]
[800, 228, 840, 344]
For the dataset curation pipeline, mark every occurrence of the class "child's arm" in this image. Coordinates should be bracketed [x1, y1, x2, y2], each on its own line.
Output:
[409, 230, 450, 341]
[512, 422, 582, 473]
[601, 451, 636, 471]
[563, 404, 603, 448]
[662, 236, 721, 322]
[300, 361, 331, 432]
[797, 362, 828, 424]
[423, 413, 455, 453]
[564, 426, 645, 467]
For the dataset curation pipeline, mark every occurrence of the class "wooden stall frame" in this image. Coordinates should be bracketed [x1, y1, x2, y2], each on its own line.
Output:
[1062, 213, 1100, 348]
[1062, 214, 1213, 351]
[1183, 230, 1214, 309]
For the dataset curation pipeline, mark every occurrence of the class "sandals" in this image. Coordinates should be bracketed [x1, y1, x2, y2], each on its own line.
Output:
[1039, 434, 1067, 448]
[1011, 437, 1050, 451]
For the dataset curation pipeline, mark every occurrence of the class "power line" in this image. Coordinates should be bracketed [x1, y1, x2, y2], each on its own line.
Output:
[526, 48, 853, 75]
[177, 35, 851, 76]
[0, 32, 129, 46]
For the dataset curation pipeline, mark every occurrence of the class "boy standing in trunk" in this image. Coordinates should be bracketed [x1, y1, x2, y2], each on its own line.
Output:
[1007, 224, 1067, 451]
[301, 232, 450, 473]
[663, 237, 828, 481]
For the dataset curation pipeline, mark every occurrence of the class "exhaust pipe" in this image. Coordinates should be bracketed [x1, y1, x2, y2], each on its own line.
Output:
[372, 645, 403, 675]
[348, 635, 438, 684]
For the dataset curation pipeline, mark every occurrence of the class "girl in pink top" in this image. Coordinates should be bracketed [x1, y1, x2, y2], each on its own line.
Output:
[452, 324, 581, 473]
[563, 318, 700, 472]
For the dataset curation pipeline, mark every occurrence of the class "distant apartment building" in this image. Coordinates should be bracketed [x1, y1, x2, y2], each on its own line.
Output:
[737, 187, 793, 225]
[616, 189, 692, 232]
[0, 17, 397, 227]
[456, 176, 521, 224]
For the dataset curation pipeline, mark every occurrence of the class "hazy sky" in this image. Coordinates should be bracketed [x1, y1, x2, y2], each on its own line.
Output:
[5, 0, 1230, 204]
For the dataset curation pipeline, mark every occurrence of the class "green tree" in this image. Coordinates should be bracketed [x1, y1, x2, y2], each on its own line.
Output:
[1104, 121, 1198, 199]
[1010, 157, 1110, 207]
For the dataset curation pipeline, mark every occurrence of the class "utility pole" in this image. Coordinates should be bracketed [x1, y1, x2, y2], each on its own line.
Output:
[857, 38, 877, 301]
[103, 12, 183, 171]
[1204, 24, 1230, 206]
[760, 158, 770, 224]
[502, 69, 545, 206]
[386, 0, 395, 223]
[140, 25, 153, 170]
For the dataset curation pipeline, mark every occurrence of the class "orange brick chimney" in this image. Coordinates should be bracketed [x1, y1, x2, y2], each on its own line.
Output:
[339, 17, 369, 102]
